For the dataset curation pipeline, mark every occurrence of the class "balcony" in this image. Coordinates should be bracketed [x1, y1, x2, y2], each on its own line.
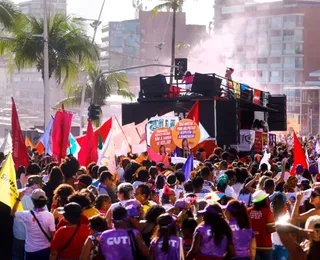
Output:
[257, 77, 269, 83]
[270, 36, 282, 42]
[270, 77, 281, 83]
[245, 64, 256, 69]
[270, 63, 282, 69]
[258, 64, 268, 69]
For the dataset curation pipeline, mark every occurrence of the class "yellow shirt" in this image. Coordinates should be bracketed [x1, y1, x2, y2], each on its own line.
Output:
[82, 207, 100, 218]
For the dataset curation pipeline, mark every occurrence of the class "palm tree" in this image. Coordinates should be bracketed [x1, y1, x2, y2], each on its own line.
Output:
[152, 0, 185, 84]
[57, 65, 134, 108]
[0, 1, 20, 28]
[0, 13, 99, 86]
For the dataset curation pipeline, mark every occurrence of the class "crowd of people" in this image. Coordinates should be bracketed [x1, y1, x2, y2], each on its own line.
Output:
[1, 134, 320, 260]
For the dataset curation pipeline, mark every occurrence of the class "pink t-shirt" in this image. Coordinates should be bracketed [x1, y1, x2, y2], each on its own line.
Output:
[182, 75, 194, 84]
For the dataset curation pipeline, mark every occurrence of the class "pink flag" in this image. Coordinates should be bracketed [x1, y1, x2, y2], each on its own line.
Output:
[52, 109, 73, 162]
[122, 123, 140, 146]
[136, 119, 148, 141]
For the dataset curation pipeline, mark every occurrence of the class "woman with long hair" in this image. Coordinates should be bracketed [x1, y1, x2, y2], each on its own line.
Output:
[159, 145, 167, 156]
[182, 138, 190, 158]
[150, 213, 184, 260]
[43, 166, 64, 210]
[50, 184, 75, 224]
[225, 200, 256, 260]
[187, 204, 235, 260]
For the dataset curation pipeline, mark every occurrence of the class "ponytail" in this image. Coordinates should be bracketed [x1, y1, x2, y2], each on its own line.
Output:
[161, 227, 170, 253]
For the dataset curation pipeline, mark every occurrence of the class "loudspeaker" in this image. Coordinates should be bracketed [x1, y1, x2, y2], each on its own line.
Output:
[216, 100, 239, 145]
[140, 74, 169, 98]
[267, 95, 287, 131]
[175, 58, 188, 80]
[191, 73, 221, 97]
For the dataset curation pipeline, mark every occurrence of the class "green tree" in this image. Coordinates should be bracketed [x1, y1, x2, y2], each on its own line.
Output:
[58, 65, 134, 108]
[0, 13, 99, 86]
[152, 0, 185, 84]
[0, 1, 20, 28]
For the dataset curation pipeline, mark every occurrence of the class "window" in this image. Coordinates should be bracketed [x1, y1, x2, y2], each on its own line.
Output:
[296, 71, 303, 82]
[270, 30, 281, 42]
[271, 71, 280, 77]
[284, 57, 295, 68]
[270, 43, 281, 54]
[283, 30, 294, 41]
[221, 5, 245, 14]
[271, 16, 283, 29]
[295, 57, 303, 68]
[284, 43, 295, 54]
[283, 71, 295, 82]
[296, 43, 304, 54]
[297, 15, 304, 27]
[295, 29, 303, 41]
[284, 15, 296, 28]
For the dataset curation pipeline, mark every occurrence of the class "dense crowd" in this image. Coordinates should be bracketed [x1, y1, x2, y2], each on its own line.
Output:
[1, 134, 320, 260]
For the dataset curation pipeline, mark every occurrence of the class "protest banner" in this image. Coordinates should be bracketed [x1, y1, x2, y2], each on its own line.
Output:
[146, 116, 179, 146]
[254, 131, 263, 153]
[150, 127, 176, 154]
[231, 130, 255, 152]
[172, 119, 201, 149]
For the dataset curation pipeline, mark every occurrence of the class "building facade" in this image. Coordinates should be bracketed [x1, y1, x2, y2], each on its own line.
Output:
[8, 0, 68, 128]
[101, 10, 207, 95]
[214, 0, 320, 134]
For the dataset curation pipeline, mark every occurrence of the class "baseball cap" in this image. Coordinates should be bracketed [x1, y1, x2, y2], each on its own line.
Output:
[31, 189, 47, 200]
[252, 190, 268, 203]
[27, 175, 44, 187]
[217, 174, 229, 186]
[174, 199, 187, 209]
[57, 202, 82, 217]
[198, 205, 222, 215]
[125, 200, 141, 218]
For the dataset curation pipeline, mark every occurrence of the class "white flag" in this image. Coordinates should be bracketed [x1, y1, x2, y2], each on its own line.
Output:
[259, 151, 271, 170]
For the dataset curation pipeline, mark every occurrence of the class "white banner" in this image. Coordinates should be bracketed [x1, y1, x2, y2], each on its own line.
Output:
[231, 129, 255, 152]
[171, 157, 201, 168]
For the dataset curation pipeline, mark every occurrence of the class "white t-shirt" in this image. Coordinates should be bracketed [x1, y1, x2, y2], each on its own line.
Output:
[232, 183, 243, 197]
[225, 185, 237, 199]
[15, 210, 55, 252]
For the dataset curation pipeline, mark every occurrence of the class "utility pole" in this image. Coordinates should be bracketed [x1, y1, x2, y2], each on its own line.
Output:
[43, 0, 50, 127]
[79, 0, 106, 135]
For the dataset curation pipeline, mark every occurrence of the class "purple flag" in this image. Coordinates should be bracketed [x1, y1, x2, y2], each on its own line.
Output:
[182, 153, 194, 180]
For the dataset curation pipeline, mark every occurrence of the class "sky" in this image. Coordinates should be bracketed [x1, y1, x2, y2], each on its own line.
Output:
[13, 0, 215, 42]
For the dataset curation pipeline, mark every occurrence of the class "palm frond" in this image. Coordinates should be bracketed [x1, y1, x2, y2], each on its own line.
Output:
[55, 95, 82, 108]
[0, 1, 20, 28]
[152, 2, 173, 16]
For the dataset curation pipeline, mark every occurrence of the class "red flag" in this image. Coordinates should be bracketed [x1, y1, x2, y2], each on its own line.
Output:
[52, 109, 72, 162]
[186, 100, 199, 124]
[76, 117, 112, 147]
[78, 120, 98, 167]
[11, 97, 29, 168]
[290, 131, 308, 175]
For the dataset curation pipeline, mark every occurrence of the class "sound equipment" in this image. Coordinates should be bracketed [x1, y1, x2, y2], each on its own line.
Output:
[175, 58, 188, 80]
[215, 100, 239, 145]
[140, 74, 169, 98]
[191, 73, 221, 97]
[267, 95, 287, 131]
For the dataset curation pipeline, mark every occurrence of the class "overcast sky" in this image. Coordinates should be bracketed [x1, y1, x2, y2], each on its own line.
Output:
[13, 0, 273, 42]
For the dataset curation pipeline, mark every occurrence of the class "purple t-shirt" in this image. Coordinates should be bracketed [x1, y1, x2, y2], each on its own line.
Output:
[100, 228, 140, 260]
[150, 236, 181, 260]
[196, 225, 227, 258]
[229, 220, 254, 258]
